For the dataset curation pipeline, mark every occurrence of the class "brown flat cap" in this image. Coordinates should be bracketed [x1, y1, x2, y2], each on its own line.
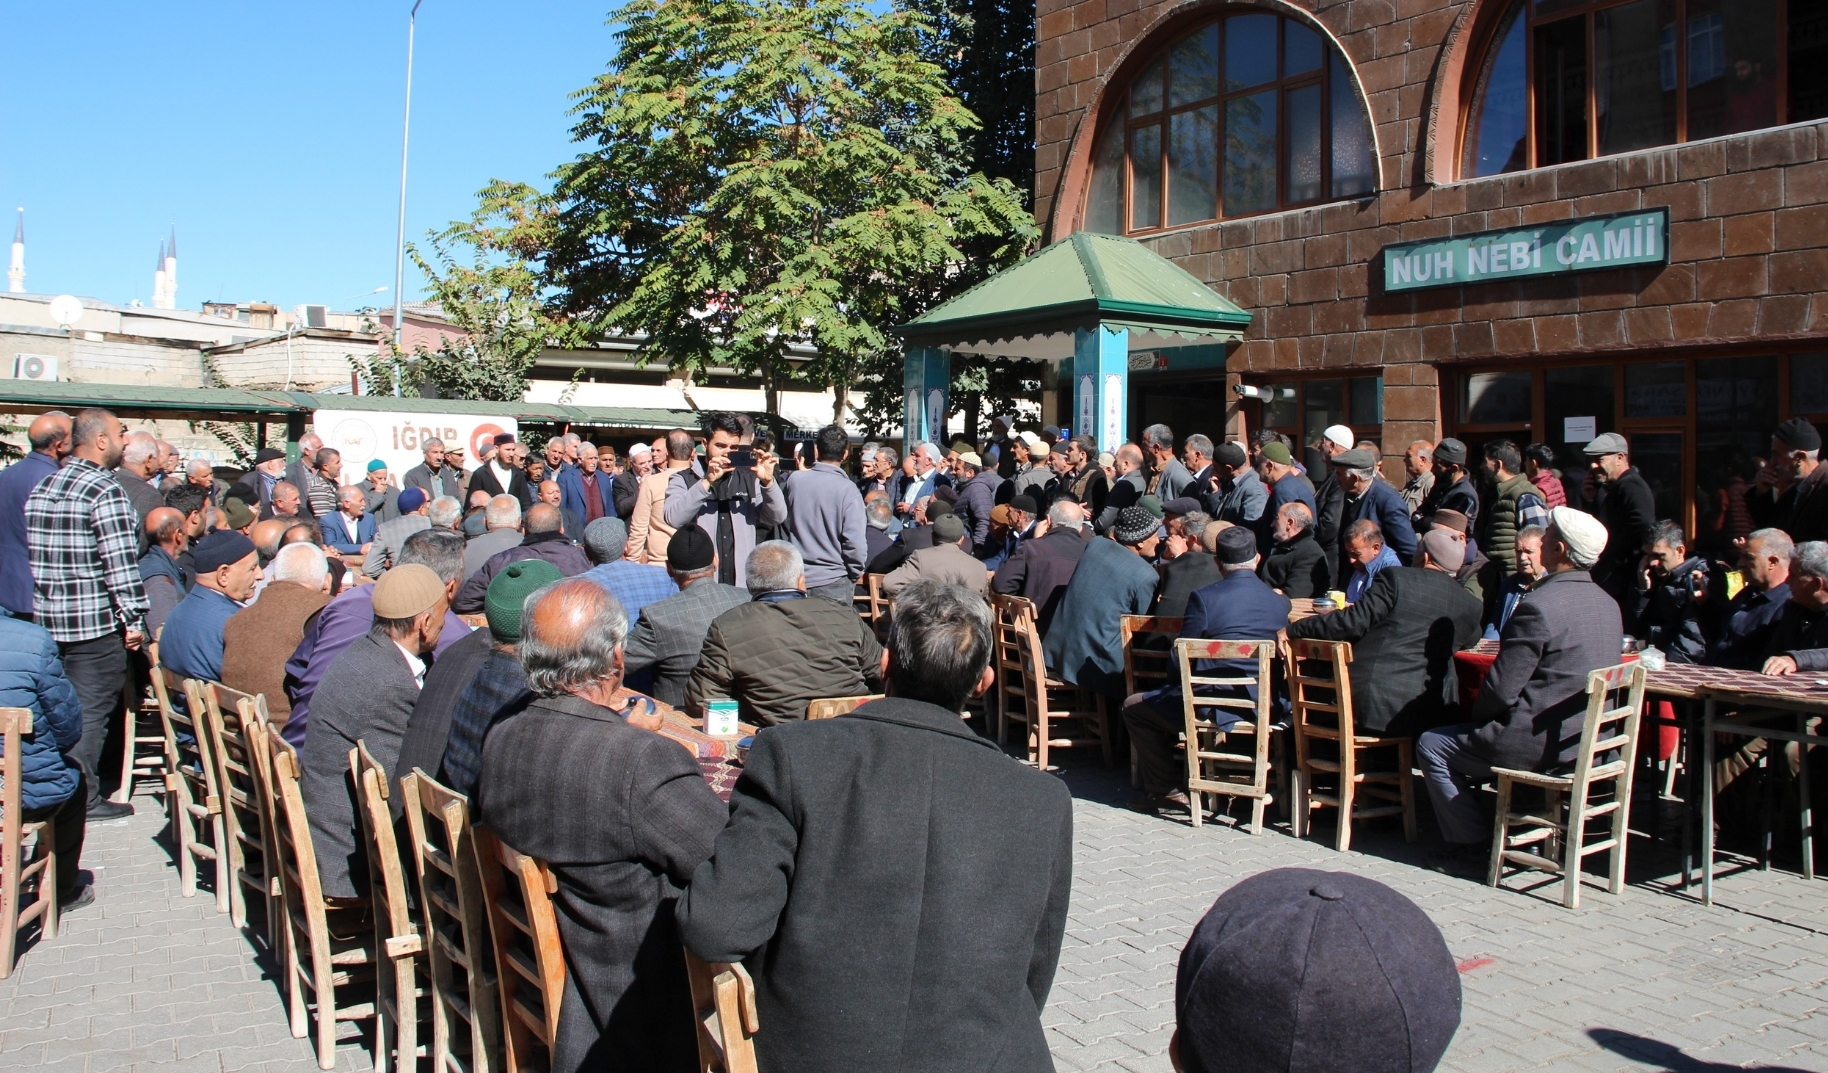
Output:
[373, 564, 445, 619]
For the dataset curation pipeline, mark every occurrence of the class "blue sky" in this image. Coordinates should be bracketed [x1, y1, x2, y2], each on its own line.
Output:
[0, 1, 613, 311]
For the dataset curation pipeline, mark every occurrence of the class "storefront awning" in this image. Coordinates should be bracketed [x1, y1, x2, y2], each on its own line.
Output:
[892, 232, 1252, 360]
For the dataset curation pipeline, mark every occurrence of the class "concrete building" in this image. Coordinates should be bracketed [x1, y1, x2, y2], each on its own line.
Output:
[1035, 0, 1828, 550]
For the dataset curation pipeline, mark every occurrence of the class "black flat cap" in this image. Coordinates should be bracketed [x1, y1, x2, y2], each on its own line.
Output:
[1176, 868, 1460, 1073]
[1776, 417, 1822, 453]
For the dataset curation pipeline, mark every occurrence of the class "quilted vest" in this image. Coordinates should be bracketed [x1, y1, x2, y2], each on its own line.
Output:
[1485, 473, 1535, 574]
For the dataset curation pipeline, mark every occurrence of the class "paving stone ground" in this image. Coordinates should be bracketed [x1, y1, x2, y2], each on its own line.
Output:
[3, 768, 1827, 1072]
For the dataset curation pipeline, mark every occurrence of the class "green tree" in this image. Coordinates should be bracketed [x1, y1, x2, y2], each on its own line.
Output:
[361, 182, 574, 402]
[545, 0, 1036, 418]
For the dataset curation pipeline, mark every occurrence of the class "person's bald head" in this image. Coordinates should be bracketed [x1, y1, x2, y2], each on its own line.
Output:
[538, 479, 563, 507]
[520, 579, 629, 702]
[525, 503, 562, 535]
[145, 506, 187, 554]
[1115, 443, 1144, 474]
[251, 518, 290, 562]
[27, 412, 72, 459]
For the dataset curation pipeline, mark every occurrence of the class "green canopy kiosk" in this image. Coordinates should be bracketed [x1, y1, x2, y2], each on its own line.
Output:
[892, 232, 1252, 453]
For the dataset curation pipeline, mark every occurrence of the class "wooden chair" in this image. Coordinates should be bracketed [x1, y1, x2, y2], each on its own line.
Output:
[0, 708, 58, 979]
[113, 672, 167, 803]
[266, 728, 379, 1070]
[475, 829, 567, 1073]
[403, 768, 503, 1073]
[352, 746, 427, 1073]
[204, 682, 278, 938]
[1176, 639, 1278, 834]
[1122, 615, 1182, 788]
[174, 677, 229, 911]
[1284, 639, 1416, 852]
[685, 948, 759, 1073]
[1489, 662, 1648, 909]
[805, 695, 883, 720]
[991, 594, 1111, 769]
[854, 573, 890, 640]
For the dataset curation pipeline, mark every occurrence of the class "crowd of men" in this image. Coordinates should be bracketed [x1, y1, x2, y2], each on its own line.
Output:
[27, 399, 1828, 1071]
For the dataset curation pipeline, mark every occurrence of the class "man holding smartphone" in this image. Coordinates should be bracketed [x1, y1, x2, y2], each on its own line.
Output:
[663, 411, 787, 589]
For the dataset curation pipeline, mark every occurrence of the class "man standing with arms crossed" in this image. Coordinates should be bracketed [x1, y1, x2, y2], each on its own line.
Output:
[26, 408, 148, 821]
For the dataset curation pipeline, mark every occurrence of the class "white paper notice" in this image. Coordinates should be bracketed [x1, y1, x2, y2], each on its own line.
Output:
[1564, 416, 1597, 443]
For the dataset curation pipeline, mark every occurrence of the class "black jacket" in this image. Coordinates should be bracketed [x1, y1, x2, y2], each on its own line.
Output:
[1312, 471, 1344, 563]
[1155, 550, 1222, 619]
[393, 627, 497, 819]
[1592, 468, 1656, 599]
[677, 698, 1073, 1073]
[1259, 532, 1332, 598]
[468, 461, 535, 510]
[477, 693, 727, 1073]
[990, 527, 1090, 631]
[1287, 566, 1483, 736]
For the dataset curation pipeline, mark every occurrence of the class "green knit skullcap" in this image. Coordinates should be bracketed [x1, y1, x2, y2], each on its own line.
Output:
[485, 559, 563, 642]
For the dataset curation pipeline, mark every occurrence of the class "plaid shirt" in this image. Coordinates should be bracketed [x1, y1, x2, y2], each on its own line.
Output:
[27, 458, 149, 642]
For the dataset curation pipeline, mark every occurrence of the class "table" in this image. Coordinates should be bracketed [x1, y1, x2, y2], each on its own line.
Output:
[1688, 673, 1827, 905]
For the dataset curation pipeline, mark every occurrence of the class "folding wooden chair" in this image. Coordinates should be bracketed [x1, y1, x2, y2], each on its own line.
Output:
[352, 745, 427, 1073]
[403, 768, 503, 1073]
[267, 728, 378, 1070]
[475, 829, 567, 1073]
[0, 708, 57, 979]
[204, 682, 277, 937]
[1177, 639, 1278, 834]
[685, 948, 759, 1073]
[174, 677, 229, 911]
[1285, 639, 1416, 852]
[991, 594, 1111, 769]
[805, 695, 883, 720]
[1489, 662, 1647, 909]
[113, 669, 167, 803]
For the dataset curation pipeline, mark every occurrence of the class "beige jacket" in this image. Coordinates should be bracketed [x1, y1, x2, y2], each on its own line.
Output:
[627, 467, 682, 564]
[881, 541, 991, 598]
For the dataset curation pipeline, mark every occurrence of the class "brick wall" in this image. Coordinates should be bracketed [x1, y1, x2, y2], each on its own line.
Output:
[1034, 0, 1828, 456]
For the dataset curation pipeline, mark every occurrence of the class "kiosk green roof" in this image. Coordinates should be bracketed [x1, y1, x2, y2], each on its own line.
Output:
[893, 231, 1251, 360]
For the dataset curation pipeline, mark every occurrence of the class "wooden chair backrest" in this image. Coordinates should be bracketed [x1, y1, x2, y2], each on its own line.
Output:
[264, 727, 331, 941]
[1121, 615, 1183, 698]
[805, 695, 883, 720]
[403, 768, 503, 1073]
[0, 707, 26, 828]
[205, 683, 268, 853]
[991, 595, 1038, 718]
[685, 948, 760, 1073]
[1175, 639, 1274, 722]
[1570, 662, 1648, 783]
[475, 828, 567, 1072]
[1284, 637, 1356, 741]
[352, 743, 420, 962]
[177, 678, 225, 810]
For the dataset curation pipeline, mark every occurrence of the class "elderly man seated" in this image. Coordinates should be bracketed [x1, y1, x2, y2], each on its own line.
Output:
[319, 485, 377, 557]
[678, 581, 1072, 1073]
[623, 527, 751, 708]
[139, 506, 192, 639]
[463, 495, 525, 578]
[476, 578, 726, 1072]
[1123, 527, 1290, 816]
[882, 513, 990, 597]
[1483, 524, 1546, 639]
[1259, 501, 1331, 599]
[991, 499, 1091, 631]
[1155, 513, 1221, 619]
[161, 531, 262, 684]
[686, 541, 883, 727]
[454, 503, 590, 613]
[221, 543, 332, 732]
[1416, 508, 1620, 874]
[1043, 507, 1160, 702]
[364, 487, 433, 578]
[301, 563, 450, 899]
[580, 516, 679, 625]
[1287, 528, 1483, 739]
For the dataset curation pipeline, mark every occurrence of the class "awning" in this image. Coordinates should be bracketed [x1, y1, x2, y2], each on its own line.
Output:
[892, 232, 1251, 360]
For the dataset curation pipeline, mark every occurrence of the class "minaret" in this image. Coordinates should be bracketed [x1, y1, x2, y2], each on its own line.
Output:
[164, 226, 178, 309]
[7, 209, 22, 294]
[153, 241, 168, 309]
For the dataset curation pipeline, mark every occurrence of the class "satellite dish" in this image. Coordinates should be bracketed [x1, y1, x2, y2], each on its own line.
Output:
[48, 294, 84, 327]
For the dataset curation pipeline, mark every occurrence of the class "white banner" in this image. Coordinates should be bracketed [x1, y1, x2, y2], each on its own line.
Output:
[311, 409, 518, 485]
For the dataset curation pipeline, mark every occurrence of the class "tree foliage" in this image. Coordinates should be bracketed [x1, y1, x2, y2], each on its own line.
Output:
[365, 183, 574, 402]
[543, 0, 1037, 410]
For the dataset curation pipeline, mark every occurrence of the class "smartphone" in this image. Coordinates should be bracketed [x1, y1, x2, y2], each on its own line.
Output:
[730, 448, 757, 470]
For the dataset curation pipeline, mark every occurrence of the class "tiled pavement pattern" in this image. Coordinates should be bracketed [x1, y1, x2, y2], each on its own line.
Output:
[4, 771, 1828, 1072]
